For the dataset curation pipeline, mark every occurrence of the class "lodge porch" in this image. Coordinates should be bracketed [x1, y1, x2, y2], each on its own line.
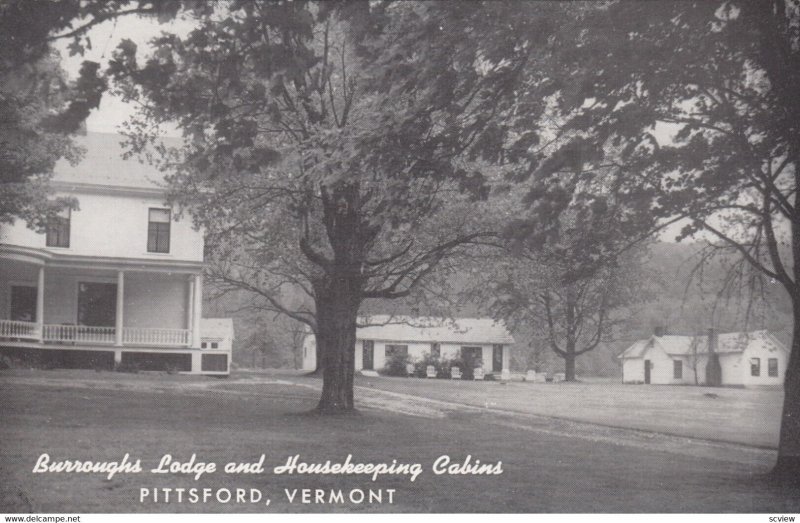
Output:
[0, 255, 228, 375]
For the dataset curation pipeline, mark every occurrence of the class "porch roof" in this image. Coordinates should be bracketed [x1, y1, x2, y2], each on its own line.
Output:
[1, 244, 204, 274]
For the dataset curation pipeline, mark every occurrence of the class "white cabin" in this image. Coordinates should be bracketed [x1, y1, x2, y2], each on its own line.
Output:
[302, 315, 514, 375]
[618, 330, 788, 387]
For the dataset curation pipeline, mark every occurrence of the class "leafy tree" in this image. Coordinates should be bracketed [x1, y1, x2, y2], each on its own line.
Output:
[512, 0, 800, 481]
[475, 194, 647, 381]
[108, 1, 549, 412]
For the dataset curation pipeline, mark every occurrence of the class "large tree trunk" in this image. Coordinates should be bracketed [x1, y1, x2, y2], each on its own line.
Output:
[311, 185, 365, 413]
[564, 341, 576, 381]
[314, 274, 361, 413]
[771, 306, 800, 483]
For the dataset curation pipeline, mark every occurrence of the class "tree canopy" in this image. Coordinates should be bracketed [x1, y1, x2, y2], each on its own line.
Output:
[108, 1, 564, 411]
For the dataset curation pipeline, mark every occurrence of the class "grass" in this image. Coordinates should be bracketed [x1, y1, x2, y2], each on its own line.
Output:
[350, 373, 784, 448]
[0, 368, 798, 513]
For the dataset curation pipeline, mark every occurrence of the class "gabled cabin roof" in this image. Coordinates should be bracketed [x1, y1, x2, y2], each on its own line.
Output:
[618, 330, 787, 359]
[355, 315, 514, 345]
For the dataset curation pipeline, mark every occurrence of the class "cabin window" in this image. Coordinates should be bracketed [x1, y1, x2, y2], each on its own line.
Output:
[750, 357, 761, 377]
[430, 343, 440, 359]
[147, 208, 171, 253]
[673, 360, 682, 379]
[211, 342, 218, 349]
[46, 208, 70, 248]
[385, 344, 408, 358]
[768, 358, 778, 377]
[201, 342, 207, 349]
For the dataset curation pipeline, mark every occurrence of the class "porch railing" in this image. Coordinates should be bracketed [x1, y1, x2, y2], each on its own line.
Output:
[123, 327, 190, 347]
[42, 324, 115, 344]
[1, 320, 191, 347]
[0, 320, 38, 340]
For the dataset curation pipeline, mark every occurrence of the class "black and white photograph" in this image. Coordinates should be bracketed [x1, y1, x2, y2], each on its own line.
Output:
[1, 0, 800, 516]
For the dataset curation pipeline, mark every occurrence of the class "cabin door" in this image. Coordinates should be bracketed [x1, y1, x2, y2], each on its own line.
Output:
[644, 359, 651, 384]
[461, 346, 483, 379]
[362, 340, 374, 370]
[492, 344, 503, 372]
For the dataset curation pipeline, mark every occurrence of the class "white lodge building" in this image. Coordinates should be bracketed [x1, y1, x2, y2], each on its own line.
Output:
[618, 329, 788, 387]
[0, 133, 231, 375]
[302, 315, 514, 374]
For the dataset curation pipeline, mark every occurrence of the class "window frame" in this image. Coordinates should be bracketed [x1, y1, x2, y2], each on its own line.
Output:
[46, 208, 71, 248]
[750, 357, 761, 377]
[9, 284, 37, 322]
[768, 358, 778, 378]
[385, 344, 409, 358]
[147, 208, 171, 253]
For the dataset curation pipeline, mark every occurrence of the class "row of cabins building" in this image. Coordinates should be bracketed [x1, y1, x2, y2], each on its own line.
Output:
[301, 315, 514, 375]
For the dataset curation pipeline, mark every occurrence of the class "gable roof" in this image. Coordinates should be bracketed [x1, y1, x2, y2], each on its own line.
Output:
[618, 330, 786, 359]
[355, 315, 514, 345]
[201, 318, 235, 340]
[52, 132, 178, 191]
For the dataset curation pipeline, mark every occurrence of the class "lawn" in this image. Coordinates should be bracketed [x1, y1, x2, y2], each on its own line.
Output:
[349, 373, 784, 448]
[1, 369, 798, 513]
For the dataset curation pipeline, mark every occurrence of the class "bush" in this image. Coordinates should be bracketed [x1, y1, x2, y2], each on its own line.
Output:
[381, 351, 412, 377]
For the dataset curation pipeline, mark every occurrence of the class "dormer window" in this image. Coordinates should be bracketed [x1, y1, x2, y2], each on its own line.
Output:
[46, 208, 70, 248]
[147, 208, 170, 253]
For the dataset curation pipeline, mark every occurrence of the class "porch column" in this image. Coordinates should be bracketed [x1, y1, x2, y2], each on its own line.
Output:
[186, 275, 195, 346]
[36, 266, 44, 342]
[191, 273, 202, 349]
[115, 270, 124, 347]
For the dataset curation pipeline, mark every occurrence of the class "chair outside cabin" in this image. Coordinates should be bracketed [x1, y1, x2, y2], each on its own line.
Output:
[450, 366, 462, 379]
[474, 367, 485, 380]
[406, 363, 415, 377]
[500, 369, 511, 381]
[426, 365, 437, 378]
